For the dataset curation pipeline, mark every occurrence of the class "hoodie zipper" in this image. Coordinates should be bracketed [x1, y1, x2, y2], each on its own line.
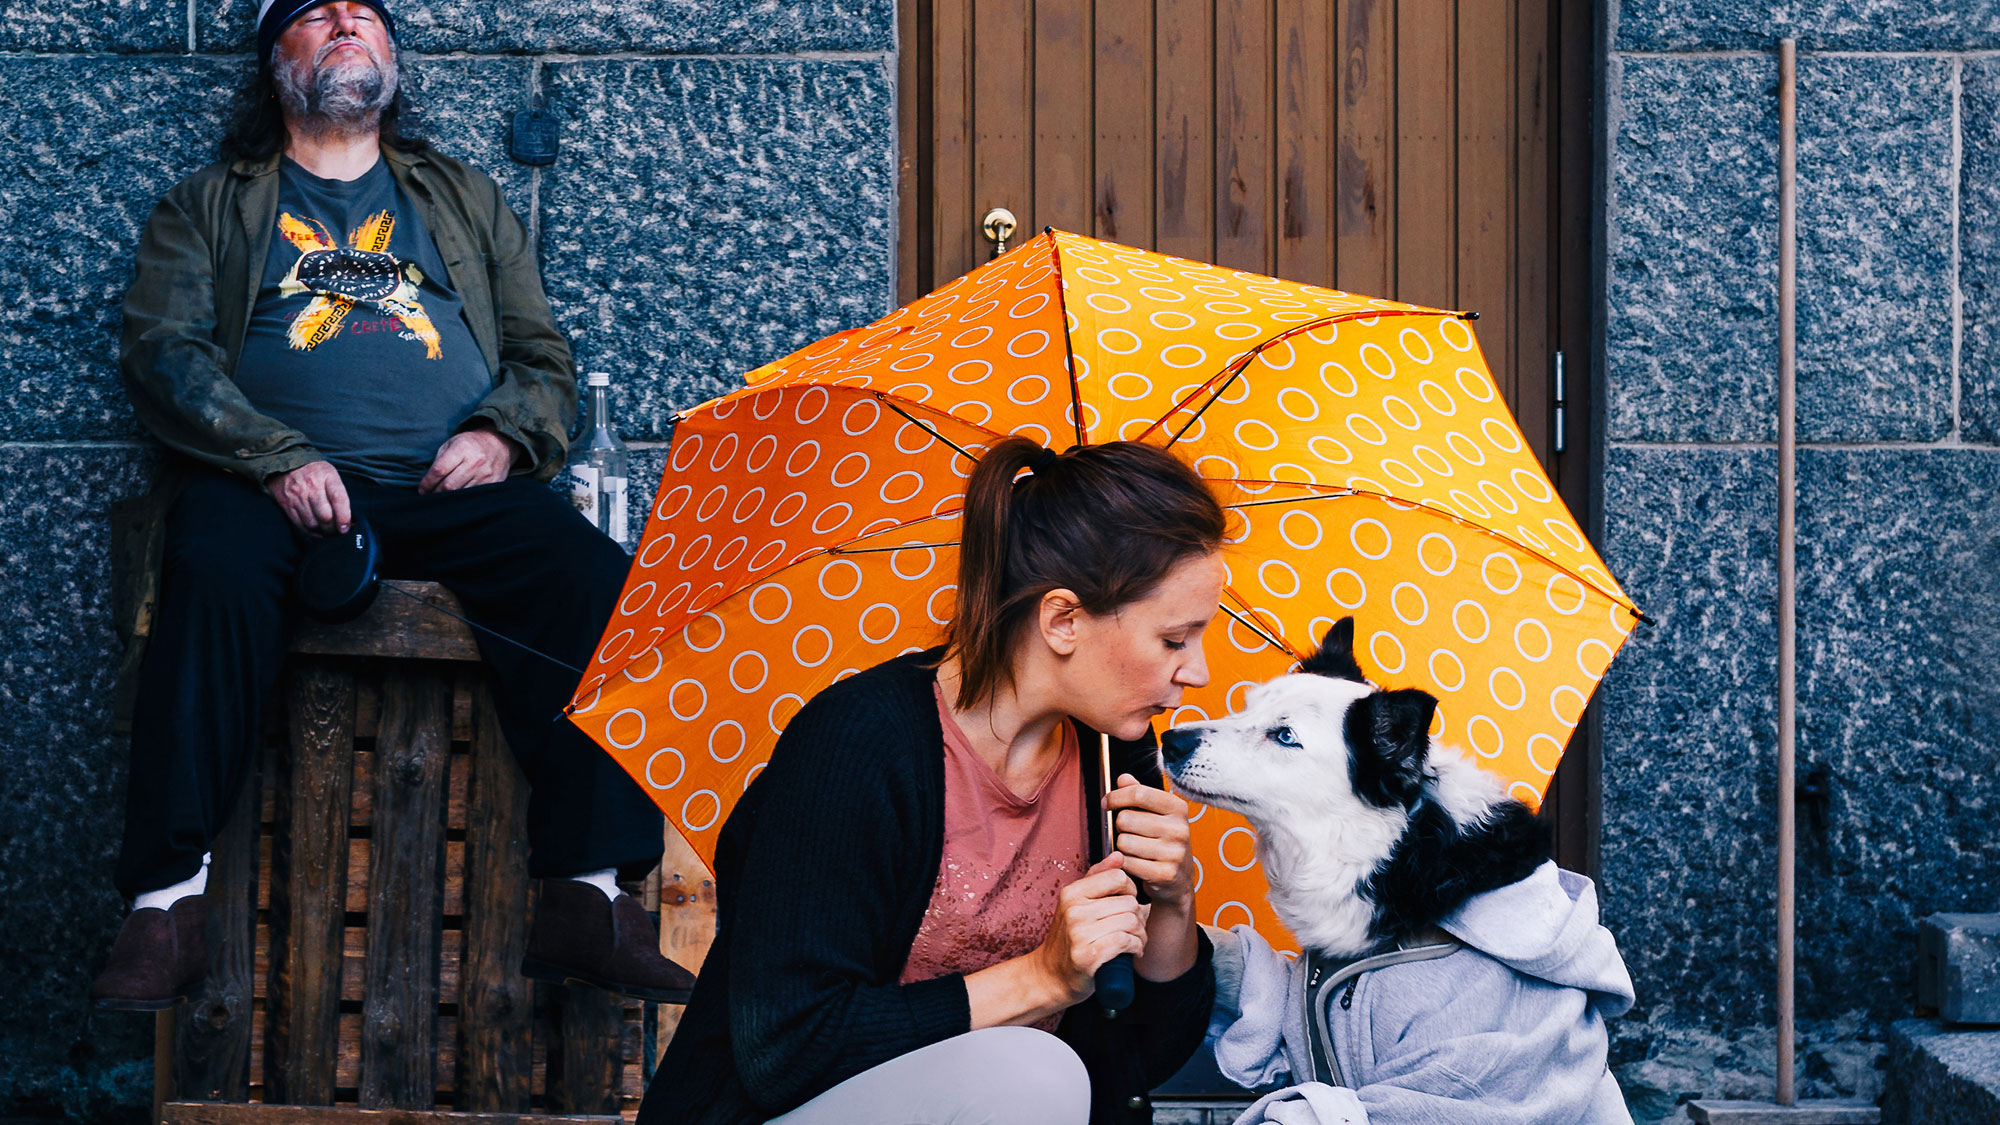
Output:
[1305, 940, 1463, 1088]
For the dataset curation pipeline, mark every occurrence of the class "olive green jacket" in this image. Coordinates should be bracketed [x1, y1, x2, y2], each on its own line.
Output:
[121, 143, 576, 483]
[111, 144, 575, 724]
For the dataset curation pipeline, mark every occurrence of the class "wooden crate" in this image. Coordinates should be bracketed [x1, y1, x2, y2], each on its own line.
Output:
[156, 582, 656, 1123]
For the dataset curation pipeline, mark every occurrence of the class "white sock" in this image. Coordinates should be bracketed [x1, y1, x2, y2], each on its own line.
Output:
[568, 867, 621, 902]
[134, 852, 210, 912]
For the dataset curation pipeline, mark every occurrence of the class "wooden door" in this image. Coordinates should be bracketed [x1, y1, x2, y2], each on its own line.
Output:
[896, 0, 1601, 872]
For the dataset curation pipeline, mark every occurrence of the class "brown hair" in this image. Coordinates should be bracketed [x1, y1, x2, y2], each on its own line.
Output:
[945, 437, 1227, 709]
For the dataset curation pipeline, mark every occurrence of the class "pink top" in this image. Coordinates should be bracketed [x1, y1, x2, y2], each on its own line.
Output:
[899, 683, 1088, 1031]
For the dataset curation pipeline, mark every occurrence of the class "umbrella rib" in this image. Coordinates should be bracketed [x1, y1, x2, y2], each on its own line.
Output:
[1166, 364, 1248, 448]
[1048, 232, 1088, 448]
[1223, 489, 1360, 509]
[829, 540, 961, 555]
[1215, 480, 1644, 619]
[878, 396, 983, 467]
[579, 512, 967, 690]
[1150, 309, 1468, 448]
[1216, 593, 1303, 660]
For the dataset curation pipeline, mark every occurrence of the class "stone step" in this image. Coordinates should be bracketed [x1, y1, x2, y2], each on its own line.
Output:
[1917, 913, 2000, 1025]
[1151, 1099, 1256, 1125]
[1685, 1099, 1880, 1123]
[1884, 1018, 2000, 1124]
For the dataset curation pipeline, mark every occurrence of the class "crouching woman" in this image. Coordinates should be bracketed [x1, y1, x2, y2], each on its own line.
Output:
[636, 438, 1227, 1125]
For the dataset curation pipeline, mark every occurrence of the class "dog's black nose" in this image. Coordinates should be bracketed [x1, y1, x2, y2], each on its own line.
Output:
[1160, 727, 1201, 767]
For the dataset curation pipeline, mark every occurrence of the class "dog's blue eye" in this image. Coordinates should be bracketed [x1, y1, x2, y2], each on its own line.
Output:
[1269, 726, 1300, 748]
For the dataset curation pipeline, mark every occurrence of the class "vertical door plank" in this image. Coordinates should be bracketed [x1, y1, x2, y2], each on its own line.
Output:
[456, 679, 533, 1112]
[1034, 0, 1093, 235]
[975, 0, 1037, 251]
[1395, 0, 1455, 308]
[898, 0, 923, 303]
[1215, 0, 1273, 273]
[1336, 0, 1394, 296]
[931, 0, 976, 285]
[1094, 0, 1153, 245]
[1512, 0, 1556, 463]
[1274, 0, 1333, 286]
[1455, 0, 1514, 398]
[1156, 0, 1214, 263]
[264, 664, 356, 1106]
[358, 670, 450, 1109]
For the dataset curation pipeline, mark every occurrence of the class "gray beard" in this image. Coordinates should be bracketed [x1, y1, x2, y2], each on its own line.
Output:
[276, 37, 398, 142]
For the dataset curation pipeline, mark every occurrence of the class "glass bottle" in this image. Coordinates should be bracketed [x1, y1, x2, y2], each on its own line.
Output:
[570, 371, 632, 549]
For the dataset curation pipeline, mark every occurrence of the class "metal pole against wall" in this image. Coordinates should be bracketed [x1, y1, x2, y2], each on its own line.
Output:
[1776, 36, 1799, 1109]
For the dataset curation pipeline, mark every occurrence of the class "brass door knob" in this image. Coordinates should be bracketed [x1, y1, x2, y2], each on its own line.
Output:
[982, 207, 1018, 257]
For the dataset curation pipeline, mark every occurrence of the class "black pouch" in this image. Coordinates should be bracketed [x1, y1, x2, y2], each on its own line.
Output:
[295, 515, 380, 623]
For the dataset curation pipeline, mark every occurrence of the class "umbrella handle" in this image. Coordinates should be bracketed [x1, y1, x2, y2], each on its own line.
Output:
[1096, 733, 1137, 1015]
[1096, 952, 1136, 1015]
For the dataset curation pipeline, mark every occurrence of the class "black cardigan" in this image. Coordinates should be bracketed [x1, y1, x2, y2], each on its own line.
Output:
[637, 649, 1216, 1125]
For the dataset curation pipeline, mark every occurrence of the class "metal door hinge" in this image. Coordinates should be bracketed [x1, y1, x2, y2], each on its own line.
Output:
[1552, 350, 1568, 456]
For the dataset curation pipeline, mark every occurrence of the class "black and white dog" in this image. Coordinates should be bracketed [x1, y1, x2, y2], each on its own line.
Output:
[1160, 617, 1635, 1124]
[1161, 616, 1546, 957]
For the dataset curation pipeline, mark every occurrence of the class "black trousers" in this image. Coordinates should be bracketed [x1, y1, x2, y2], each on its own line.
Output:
[114, 469, 663, 898]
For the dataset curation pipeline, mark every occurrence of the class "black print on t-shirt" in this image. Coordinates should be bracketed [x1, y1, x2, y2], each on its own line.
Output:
[277, 209, 442, 359]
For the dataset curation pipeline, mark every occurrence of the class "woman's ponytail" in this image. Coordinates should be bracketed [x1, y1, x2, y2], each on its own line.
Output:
[948, 436, 1050, 709]
[942, 437, 1225, 710]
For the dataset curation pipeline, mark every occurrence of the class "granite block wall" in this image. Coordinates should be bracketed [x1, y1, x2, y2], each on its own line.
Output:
[1601, 5, 2000, 1120]
[0, 1, 894, 1118]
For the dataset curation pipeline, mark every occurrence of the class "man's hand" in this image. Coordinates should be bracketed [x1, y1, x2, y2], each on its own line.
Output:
[419, 429, 518, 493]
[267, 460, 352, 535]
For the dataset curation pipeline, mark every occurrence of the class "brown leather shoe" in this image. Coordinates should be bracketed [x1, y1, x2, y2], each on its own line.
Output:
[89, 896, 208, 1011]
[521, 879, 697, 1003]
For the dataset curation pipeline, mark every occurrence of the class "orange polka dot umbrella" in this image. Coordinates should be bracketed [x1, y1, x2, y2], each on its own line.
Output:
[568, 230, 1641, 951]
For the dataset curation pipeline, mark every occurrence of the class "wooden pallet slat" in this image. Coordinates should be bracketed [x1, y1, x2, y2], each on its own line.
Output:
[457, 679, 535, 1113]
[161, 1103, 620, 1125]
[161, 582, 647, 1121]
[360, 670, 452, 1110]
[547, 989, 626, 1117]
[174, 743, 265, 1102]
[266, 664, 357, 1106]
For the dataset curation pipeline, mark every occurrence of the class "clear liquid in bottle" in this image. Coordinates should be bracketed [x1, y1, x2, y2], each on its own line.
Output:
[574, 371, 631, 550]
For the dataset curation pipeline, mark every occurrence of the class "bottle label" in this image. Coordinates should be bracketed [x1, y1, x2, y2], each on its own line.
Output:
[570, 465, 600, 527]
[604, 475, 628, 544]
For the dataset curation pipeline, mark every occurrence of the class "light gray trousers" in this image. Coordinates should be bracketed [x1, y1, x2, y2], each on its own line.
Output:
[766, 1026, 1092, 1125]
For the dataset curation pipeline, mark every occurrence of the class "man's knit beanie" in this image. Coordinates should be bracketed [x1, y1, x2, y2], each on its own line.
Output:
[257, 0, 396, 70]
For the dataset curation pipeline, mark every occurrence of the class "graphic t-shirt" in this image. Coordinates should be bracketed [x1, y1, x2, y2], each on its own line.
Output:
[899, 682, 1087, 1032]
[235, 156, 493, 487]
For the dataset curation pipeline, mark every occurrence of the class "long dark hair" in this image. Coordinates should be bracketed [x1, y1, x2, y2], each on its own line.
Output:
[219, 60, 428, 162]
[945, 438, 1227, 709]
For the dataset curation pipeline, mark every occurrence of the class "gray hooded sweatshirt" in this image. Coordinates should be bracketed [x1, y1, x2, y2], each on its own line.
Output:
[1204, 861, 1636, 1125]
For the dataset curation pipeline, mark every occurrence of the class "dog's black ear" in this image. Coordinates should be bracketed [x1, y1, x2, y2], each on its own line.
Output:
[1299, 616, 1367, 683]
[1344, 688, 1436, 808]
